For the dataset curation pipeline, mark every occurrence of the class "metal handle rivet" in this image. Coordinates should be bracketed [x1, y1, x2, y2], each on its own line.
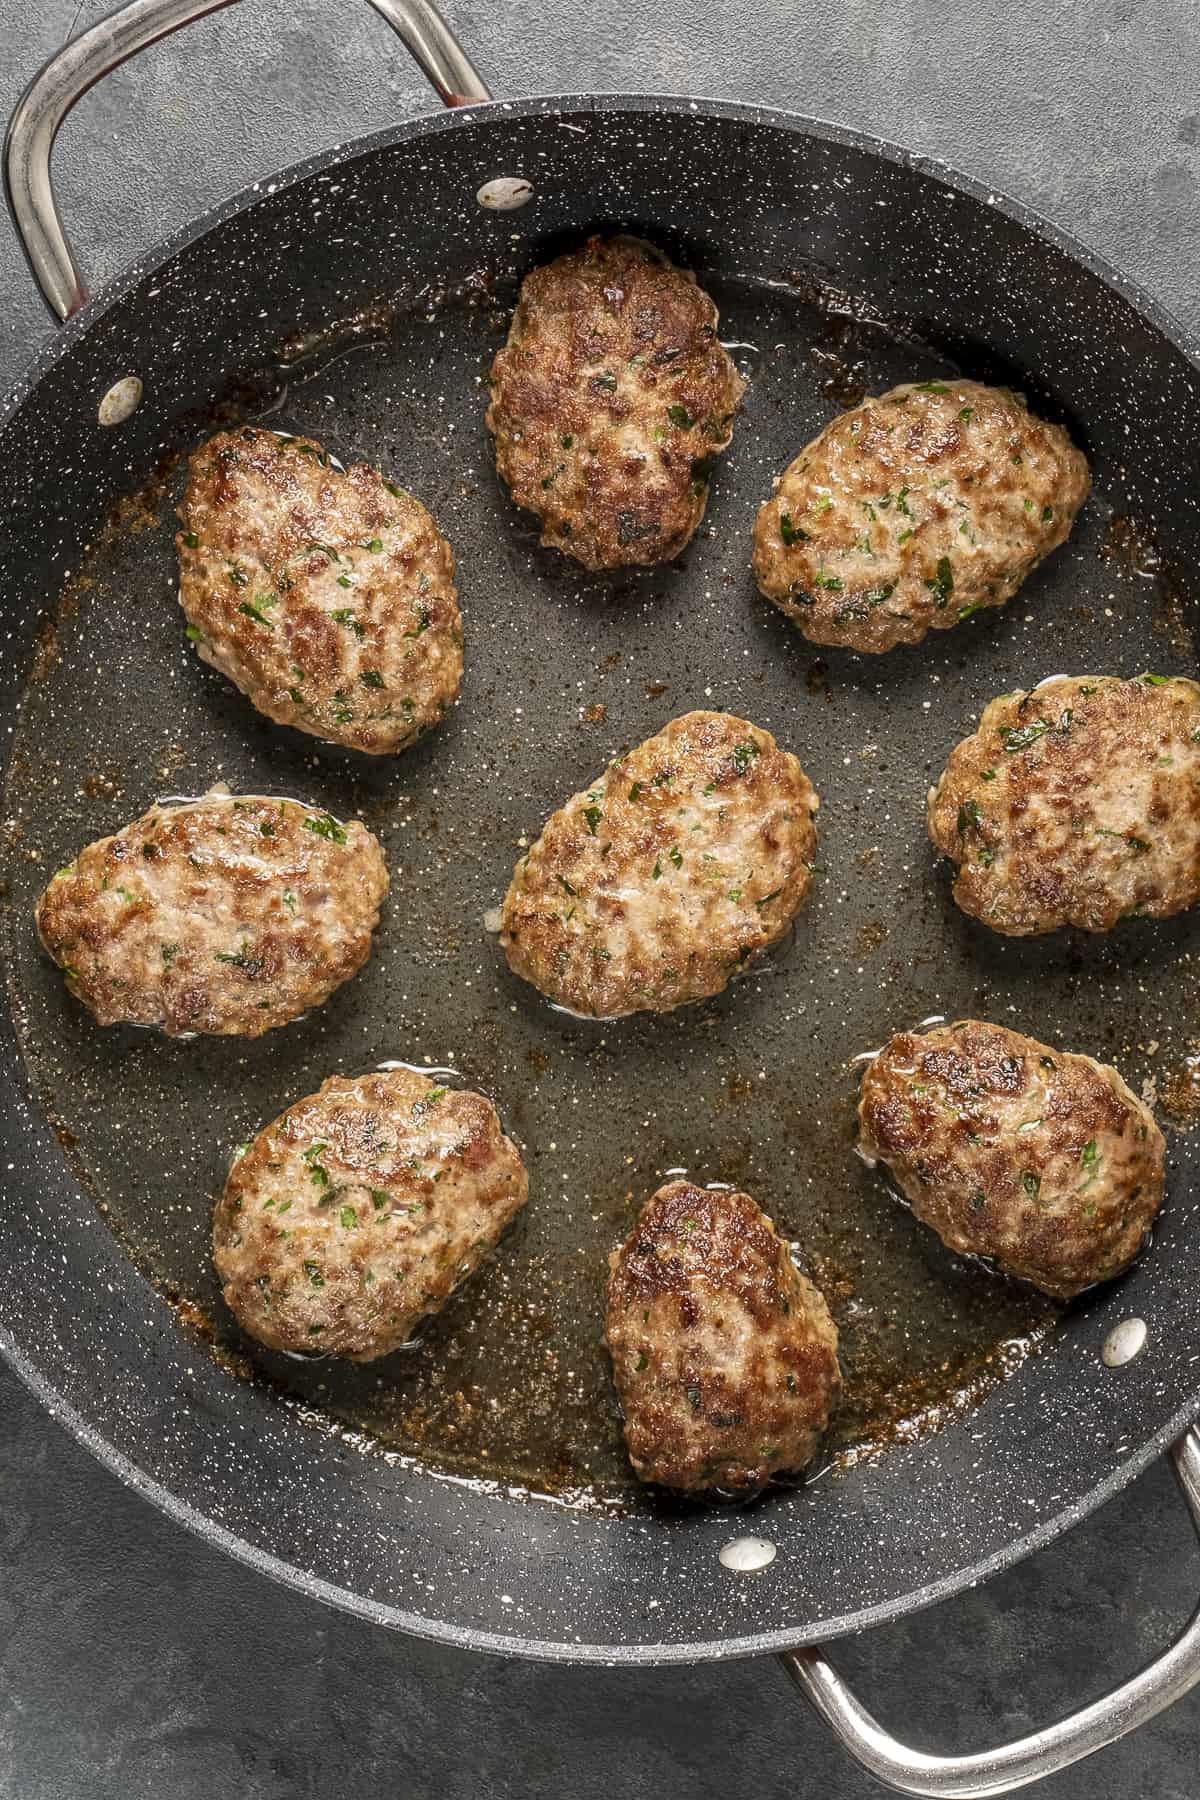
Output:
[719, 1535, 777, 1573]
[1103, 1316, 1148, 1367]
[98, 375, 142, 425]
[476, 177, 534, 211]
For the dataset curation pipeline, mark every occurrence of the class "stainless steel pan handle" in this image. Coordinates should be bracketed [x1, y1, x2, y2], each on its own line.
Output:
[779, 1425, 1200, 1797]
[3, 0, 491, 321]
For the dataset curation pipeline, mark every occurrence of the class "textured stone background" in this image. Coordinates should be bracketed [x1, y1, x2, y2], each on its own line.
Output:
[1, 2, 1199, 1795]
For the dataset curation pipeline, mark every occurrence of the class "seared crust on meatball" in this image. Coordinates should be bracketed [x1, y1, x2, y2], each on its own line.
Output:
[929, 674, 1200, 936]
[499, 711, 818, 1018]
[212, 1068, 529, 1361]
[605, 1181, 840, 1493]
[752, 380, 1090, 652]
[486, 235, 745, 569]
[857, 1021, 1164, 1300]
[178, 427, 462, 753]
[35, 796, 387, 1037]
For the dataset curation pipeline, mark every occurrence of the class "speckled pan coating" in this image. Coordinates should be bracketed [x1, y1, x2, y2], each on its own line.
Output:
[1, 98, 1200, 1666]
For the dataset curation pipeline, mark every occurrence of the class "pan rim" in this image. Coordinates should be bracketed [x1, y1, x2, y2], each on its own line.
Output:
[2, 88, 1199, 1666]
[6, 1311, 1197, 1666]
[9, 90, 1200, 421]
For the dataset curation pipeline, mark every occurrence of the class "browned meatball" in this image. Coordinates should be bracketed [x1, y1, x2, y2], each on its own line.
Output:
[605, 1181, 840, 1493]
[35, 795, 387, 1037]
[857, 1021, 1164, 1300]
[928, 674, 1200, 935]
[178, 427, 462, 753]
[499, 711, 818, 1018]
[486, 235, 745, 569]
[752, 380, 1090, 652]
[212, 1067, 529, 1360]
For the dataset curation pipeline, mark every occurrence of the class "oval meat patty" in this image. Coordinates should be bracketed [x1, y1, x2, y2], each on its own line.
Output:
[178, 427, 462, 753]
[213, 1067, 529, 1361]
[752, 379, 1090, 652]
[858, 1021, 1164, 1300]
[605, 1181, 840, 1493]
[35, 795, 387, 1037]
[929, 674, 1200, 935]
[499, 711, 818, 1018]
[486, 235, 745, 570]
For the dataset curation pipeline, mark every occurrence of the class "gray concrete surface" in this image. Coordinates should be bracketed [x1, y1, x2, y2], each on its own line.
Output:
[2, 1, 1200, 1795]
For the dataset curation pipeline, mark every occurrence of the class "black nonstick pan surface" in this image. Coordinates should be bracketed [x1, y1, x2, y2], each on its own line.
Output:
[1, 91, 1199, 1663]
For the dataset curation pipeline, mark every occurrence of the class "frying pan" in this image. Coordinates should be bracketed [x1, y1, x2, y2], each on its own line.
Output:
[3, 2, 1200, 1792]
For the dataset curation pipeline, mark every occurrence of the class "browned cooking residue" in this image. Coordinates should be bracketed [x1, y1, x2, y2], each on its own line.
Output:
[581, 702, 607, 724]
[856, 920, 889, 955]
[1100, 513, 1161, 577]
[276, 270, 499, 374]
[526, 1047, 551, 1074]
[807, 1253, 856, 1307]
[806, 659, 832, 701]
[809, 337, 867, 410]
[784, 270, 902, 338]
[29, 572, 92, 684]
[81, 765, 123, 801]
[1100, 513, 1194, 657]
[277, 300, 396, 368]
[161, 1286, 216, 1343]
[644, 681, 669, 699]
[28, 618, 59, 684]
[112, 491, 163, 536]
[834, 1321, 1055, 1469]
[155, 740, 189, 780]
[1160, 1046, 1200, 1125]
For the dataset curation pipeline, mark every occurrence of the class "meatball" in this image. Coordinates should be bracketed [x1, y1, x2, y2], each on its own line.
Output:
[605, 1181, 840, 1493]
[35, 795, 387, 1037]
[752, 380, 1090, 652]
[486, 235, 745, 570]
[212, 1067, 529, 1361]
[857, 1021, 1164, 1300]
[929, 674, 1200, 935]
[178, 426, 462, 753]
[499, 711, 818, 1018]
